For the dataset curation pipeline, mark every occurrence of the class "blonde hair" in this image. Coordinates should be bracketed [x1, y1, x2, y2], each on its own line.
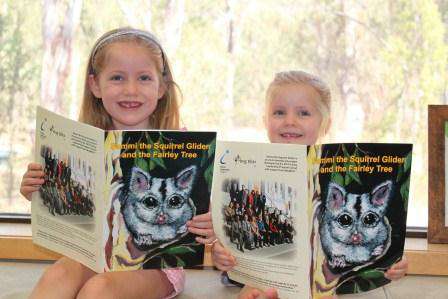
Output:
[79, 27, 180, 130]
[265, 70, 331, 136]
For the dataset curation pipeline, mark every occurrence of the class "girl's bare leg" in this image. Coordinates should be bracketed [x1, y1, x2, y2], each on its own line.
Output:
[76, 269, 174, 299]
[30, 257, 96, 299]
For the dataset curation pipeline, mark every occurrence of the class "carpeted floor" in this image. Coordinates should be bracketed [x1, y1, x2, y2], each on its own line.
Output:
[1, 260, 447, 299]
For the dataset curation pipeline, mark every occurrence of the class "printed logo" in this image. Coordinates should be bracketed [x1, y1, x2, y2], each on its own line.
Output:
[49, 124, 66, 138]
[234, 154, 256, 167]
[40, 117, 66, 140]
[220, 149, 230, 164]
[39, 118, 48, 139]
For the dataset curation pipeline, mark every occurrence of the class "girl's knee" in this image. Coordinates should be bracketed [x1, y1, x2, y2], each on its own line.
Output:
[39, 258, 92, 290]
[40, 258, 79, 284]
[77, 275, 115, 299]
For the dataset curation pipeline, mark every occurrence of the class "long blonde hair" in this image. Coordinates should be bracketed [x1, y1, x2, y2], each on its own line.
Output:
[79, 27, 180, 130]
[265, 70, 331, 137]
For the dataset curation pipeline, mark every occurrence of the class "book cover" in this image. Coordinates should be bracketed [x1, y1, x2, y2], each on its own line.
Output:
[103, 130, 216, 271]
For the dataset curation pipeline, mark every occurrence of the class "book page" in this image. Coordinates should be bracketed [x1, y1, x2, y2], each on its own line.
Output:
[32, 106, 105, 272]
[211, 141, 310, 299]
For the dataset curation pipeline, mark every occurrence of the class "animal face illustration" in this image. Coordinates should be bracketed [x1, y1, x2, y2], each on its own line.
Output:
[319, 180, 393, 269]
[120, 165, 197, 250]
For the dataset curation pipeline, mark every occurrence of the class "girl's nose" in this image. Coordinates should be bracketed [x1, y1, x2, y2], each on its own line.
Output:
[124, 80, 138, 95]
[284, 113, 297, 126]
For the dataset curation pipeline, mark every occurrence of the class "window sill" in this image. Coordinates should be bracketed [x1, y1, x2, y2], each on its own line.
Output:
[0, 223, 60, 260]
[405, 237, 448, 275]
[1, 223, 447, 275]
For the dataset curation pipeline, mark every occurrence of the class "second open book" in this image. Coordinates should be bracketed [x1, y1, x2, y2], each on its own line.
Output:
[211, 141, 412, 298]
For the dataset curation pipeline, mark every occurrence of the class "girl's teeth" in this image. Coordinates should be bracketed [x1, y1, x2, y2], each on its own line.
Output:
[281, 133, 300, 138]
[119, 102, 141, 108]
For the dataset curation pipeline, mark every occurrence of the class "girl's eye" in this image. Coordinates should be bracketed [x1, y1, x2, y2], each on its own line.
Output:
[273, 110, 285, 116]
[139, 75, 152, 81]
[110, 75, 123, 81]
[297, 110, 311, 117]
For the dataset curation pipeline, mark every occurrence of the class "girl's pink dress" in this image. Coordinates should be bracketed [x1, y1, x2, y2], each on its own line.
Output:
[163, 268, 185, 298]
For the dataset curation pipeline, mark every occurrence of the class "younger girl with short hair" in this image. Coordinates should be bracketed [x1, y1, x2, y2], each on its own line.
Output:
[212, 70, 408, 299]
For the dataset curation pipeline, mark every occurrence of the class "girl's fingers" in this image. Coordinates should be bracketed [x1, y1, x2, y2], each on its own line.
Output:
[20, 186, 40, 201]
[20, 163, 44, 201]
[22, 177, 45, 186]
[188, 227, 214, 237]
[20, 186, 40, 193]
[23, 170, 45, 179]
[187, 220, 213, 229]
[190, 212, 212, 223]
[213, 251, 233, 262]
[385, 271, 403, 280]
[27, 163, 43, 171]
[385, 269, 406, 280]
[214, 259, 233, 268]
[195, 235, 217, 245]
[264, 288, 279, 299]
[385, 256, 408, 280]
[214, 260, 235, 271]
[212, 241, 234, 258]
[212, 251, 236, 267]
[215, 263, 233, 271]
[391, 256, 408, 270]
[217, 259, 234, 266]
[238, 286, 263, 299]
[213, 245, 227, 255]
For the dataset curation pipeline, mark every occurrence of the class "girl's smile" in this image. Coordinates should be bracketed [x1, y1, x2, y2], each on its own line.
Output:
[279, 132, 303, 139]
[117, 101, 144, 109]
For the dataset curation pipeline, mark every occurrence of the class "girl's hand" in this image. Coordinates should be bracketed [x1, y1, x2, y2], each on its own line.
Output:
[20, 163, 45, 201]
[186, 211, 216, 244]
[384, 255, 408, 280]
[211, 241, 236, 271]
[238, 285, 278, 299]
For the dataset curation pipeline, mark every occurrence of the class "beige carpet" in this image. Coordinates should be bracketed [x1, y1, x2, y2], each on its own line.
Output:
[1, 261, 448, 298]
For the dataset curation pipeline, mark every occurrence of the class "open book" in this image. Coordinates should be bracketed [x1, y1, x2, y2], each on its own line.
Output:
[32, 106, 216, 272]
[211, 141, 412, 298]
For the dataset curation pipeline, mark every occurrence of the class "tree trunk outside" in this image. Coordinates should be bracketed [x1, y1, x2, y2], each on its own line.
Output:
[117, 0, 152, 30]
[223, 0, 237, 129]
[337, 0, 364, 141]
[41, 0, 82, 113]
[162, 0, 185, 56]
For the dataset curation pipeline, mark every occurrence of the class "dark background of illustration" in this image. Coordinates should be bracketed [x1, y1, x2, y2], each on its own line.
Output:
[316, 143, 412, 293]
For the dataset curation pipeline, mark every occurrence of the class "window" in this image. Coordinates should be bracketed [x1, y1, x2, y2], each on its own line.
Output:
[1, 1, 445, 229]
